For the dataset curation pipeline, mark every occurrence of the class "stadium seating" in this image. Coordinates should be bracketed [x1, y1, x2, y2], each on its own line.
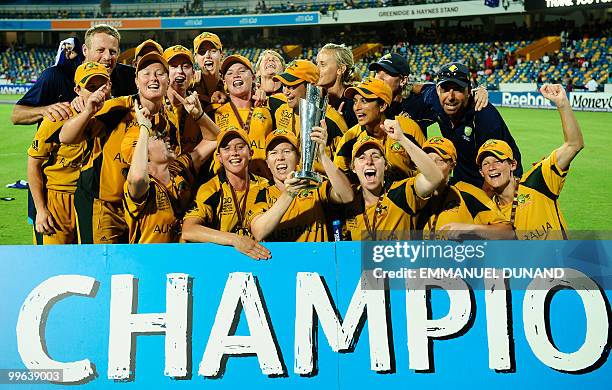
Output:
[1, 36, 608, 89]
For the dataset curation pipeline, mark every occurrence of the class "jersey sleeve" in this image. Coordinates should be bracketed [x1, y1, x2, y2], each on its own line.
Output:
[540, 150, 568, 196]
[27, 120, 58, 159]
[387, 177, 429, 215]
[396, 116, 426, 147]
[123, 180, 151, 219]
[333, 130, 358, 173]
[455, 181, 509, 225]
[183, 179, 218, 225]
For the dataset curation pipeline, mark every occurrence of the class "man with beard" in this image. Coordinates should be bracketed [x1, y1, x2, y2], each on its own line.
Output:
[249, 126, 353, 242]
[477, 84, 583, 240]
[211, 55, 273, 178]
[420, 62, 522, 187]
[12, 37, 84, 125]
[182, 128, 270, 260]
[27, 62, 111, 245]
[192, 31, 225, 110]
[60, 52, 174, 244]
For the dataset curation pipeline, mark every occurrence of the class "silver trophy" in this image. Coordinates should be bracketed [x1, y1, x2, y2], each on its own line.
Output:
[295, 84, 327, 187]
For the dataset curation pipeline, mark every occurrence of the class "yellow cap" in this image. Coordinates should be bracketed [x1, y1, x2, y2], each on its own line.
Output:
[352, 135, 385, 161]
[193, 31, 222, 53]
[344, 77, 393, 106]
[221, 55, 254, 76]
[273, 60, 319, 86]
[163, 45, 194, 65]
[136, 52, 169, 74]
[476, 139, 514, 165]
[423, 136, 457, 162]
[265, 129, 299, 151]
[134, 39, 163, 59]
[74, 61, 110, 88]
[216, 127, 252, 153]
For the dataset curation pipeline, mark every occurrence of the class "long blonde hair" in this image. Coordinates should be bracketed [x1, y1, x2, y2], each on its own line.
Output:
[320, 43, 361, 87]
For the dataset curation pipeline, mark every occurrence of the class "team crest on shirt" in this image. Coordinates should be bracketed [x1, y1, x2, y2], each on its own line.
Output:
[253, 111, 267, 121]
[464, 126, 473, 137]
[297, 189, 315, 200]
[517, 193, 530, 204]
[390, 142, 404, 152]
[375, 204, 388, 218]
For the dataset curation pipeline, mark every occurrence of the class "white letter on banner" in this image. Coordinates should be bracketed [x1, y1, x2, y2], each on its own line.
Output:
[406, 276, 473, 371]
[199, 272, 284, 377]
[108, 274, 190, 380]
[16, 275, 98, 383]
[484, 271, 513, 371]
[523, 268, 610, 372]
[294, 272, 391, 375]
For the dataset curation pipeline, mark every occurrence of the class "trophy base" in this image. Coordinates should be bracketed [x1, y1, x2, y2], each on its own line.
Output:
[294, 171, 322, 189]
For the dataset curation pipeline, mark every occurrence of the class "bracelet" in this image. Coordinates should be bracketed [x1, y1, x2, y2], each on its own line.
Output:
[194, 111, 205, 122]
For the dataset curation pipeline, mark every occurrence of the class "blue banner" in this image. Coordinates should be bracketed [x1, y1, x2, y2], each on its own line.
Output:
[0, 20, 51, 31]
[0, 242, 610, 388]
[161, 13, 319, 29]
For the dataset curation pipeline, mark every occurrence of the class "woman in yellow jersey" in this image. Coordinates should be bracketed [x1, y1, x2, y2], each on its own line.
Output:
[414, 136, 514, 240]
[334, 77, 426, 182]
[270, 59, 348, 172]
[477, 84, 584, 240]
[255, 49, 285, 97]
[123, 103, 217, 243]
[164, 45, 219, 154]
[339, 119, 443, 241]
[316, 43, 361, 128]
[249, 124, 354, 242]
[60, 52, 176, 244]
[211, 55, 273, 178]
[27, 61, 111, 244]
[192, 32, 225, 109]
[182, 128, 271, 260]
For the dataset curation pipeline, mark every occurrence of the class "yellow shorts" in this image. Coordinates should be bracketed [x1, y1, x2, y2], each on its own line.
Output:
[92, 198, 128, 244]
[33, 190, 76, 245]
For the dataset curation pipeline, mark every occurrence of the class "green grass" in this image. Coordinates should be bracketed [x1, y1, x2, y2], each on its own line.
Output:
[0, 103, 610, 244]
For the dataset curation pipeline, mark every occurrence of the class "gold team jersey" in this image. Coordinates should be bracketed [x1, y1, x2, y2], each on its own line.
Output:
[184, 171, 268, 237]
[166, 100, 202, 154]
[415, 181, 509, 240]
[270, 99, 348, 173]
[341, 177, 428, 241]
[76, 96, 134, 203]
[123, 154, 197, 243]
[27, 111, 85, 192]
[211, 102, 273, 178]
[249, 180, 332, 242]
[498, 151, 569, 240]
[334, 116, 426, 182]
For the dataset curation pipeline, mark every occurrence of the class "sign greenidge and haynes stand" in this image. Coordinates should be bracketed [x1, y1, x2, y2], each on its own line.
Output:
[0, 241, 610, 388]
[489, 91, 612, 112]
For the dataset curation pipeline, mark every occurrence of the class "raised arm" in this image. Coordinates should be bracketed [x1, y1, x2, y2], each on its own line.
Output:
[382, 119, 444, 197]
[171, 90, 220, 141]
[311, 120, 354, 204]
[540, 84, 584, 171]
[126, 105, 152, 201]
[59, 84, 109, 144]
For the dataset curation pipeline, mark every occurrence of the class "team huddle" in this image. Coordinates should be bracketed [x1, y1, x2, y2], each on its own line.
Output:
[22, 24, 584, 258]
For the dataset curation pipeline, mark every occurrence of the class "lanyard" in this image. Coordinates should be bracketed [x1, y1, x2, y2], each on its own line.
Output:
[229, 100, 255, 133]
[363, 195, 384, 241]
[228, 176, 250, 231]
